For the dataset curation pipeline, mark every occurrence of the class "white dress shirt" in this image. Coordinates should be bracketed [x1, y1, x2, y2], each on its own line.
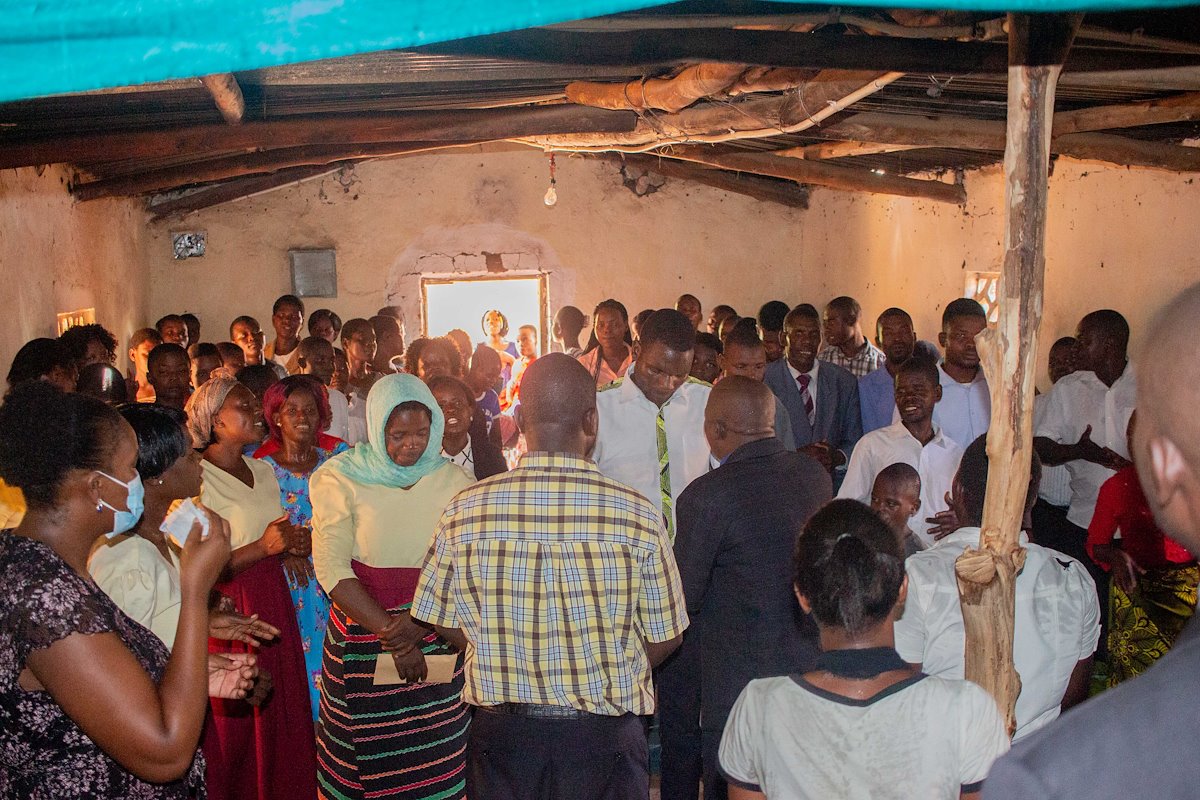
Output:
[894, 526, 1101, 741]
[785, 360, 820, 417]
[932, 365, 990, 453]
[837, 422, 964, 547]
[592, 366, 711, 534]
[1034, 365, 1137, 528]
[1033, 392, 1072, 508]
[442, 439, 474, 475]
[326, 386, 351, 443]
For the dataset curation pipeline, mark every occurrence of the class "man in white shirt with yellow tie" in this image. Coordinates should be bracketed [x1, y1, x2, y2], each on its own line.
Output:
[593, 308, 712, 538]
[593, 307, 710, 800]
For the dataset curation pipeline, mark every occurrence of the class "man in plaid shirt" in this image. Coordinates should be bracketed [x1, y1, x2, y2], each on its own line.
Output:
[413, 353, 689, 800]
[818, 295, 885, 379]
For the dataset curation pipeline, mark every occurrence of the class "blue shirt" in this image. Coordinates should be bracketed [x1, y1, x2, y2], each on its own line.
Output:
[859, 365, 896, 434]
[476, 389, 501, 433]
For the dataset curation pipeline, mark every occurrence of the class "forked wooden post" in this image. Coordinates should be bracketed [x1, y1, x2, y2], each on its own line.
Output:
[954, 12, 1082, 737]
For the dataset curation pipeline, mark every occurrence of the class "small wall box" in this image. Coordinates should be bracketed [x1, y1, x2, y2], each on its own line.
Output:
[290, 249, 337, 298]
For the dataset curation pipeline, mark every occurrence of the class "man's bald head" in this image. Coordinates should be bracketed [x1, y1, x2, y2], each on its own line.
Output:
[1135, 285, 1200, 558]
[517, 353, 598, 455]
[704, 376, 775, 460]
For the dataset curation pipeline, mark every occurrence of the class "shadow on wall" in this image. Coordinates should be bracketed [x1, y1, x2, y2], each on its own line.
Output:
[385, 222, 576, 336]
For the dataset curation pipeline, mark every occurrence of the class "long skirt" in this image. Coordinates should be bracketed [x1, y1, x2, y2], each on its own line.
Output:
[204, 555, 319, 800]
[316, 563, 469, 800]
[1107, 562, 1200, 686]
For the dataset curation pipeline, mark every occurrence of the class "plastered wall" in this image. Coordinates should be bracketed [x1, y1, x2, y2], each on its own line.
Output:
[0, 165, 148, 373]
[131, 145, 1200, 391]
[798, 160, 1200, 388]
[143, 145, 810, 345]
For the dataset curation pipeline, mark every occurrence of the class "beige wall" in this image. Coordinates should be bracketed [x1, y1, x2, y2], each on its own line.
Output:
[144, 145, 810, 347]
[0, 165, 148, 374]
[140, 146, 1200, 389]
[798, 160, 1200, 388]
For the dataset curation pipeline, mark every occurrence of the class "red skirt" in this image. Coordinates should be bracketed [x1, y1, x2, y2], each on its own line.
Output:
[204, 555, 318, 800]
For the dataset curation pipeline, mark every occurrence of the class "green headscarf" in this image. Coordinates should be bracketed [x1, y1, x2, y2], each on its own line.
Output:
[322, 373, 447, 488]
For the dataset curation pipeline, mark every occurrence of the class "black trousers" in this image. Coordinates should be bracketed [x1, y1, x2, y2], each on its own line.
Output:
[701, 729, 729, 800]
[656, 636, 703, 800]
[467, 707, 649, 800]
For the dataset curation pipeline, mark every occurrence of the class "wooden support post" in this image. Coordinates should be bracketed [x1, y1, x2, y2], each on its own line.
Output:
[957, 12, 1082, 737]
[200, 74, 245, 125]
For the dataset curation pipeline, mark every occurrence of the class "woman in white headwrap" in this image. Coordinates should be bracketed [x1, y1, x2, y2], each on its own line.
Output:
[185, 377, 317, 800]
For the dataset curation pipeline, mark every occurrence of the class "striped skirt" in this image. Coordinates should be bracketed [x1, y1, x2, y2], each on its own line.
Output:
[316, 603, 470, 800]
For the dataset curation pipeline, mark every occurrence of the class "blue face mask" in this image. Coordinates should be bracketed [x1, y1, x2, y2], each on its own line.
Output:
[96, 471, 145, 538]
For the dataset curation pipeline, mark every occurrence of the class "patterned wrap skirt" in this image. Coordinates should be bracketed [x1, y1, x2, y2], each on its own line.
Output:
[1107, 562, 1200, 686]
[317, 561, 470, 800]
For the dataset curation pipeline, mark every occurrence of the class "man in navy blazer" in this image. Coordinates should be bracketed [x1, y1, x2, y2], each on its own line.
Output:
[763, 303, 863, 474]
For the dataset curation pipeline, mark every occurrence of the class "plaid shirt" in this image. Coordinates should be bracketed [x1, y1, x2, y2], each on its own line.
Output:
[412, 452, 689, 716]
[818, 339, 885, 379]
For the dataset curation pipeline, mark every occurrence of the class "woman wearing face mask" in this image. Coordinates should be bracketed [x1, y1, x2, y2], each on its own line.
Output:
[186, 377, 318, 800]
[254, 376, 349, 720]
[311, 374, 473, 800]
[0, 381, 231, 797]
[88, 403, 277, 699]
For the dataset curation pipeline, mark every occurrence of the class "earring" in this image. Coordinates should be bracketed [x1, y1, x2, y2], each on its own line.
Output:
[157, 479, 165, 485]
[96, 502, 103, 513]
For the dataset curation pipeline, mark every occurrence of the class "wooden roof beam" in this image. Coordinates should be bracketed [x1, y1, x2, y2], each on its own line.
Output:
[659, 147, 967, 204]
[770, 112, 1200, 171]
[147, 164, 342, 221]
[594, 153, 810, 208]
[0, 104, 639, 170]
[200, 73, 245, 125]
[71, 140, 485, 200]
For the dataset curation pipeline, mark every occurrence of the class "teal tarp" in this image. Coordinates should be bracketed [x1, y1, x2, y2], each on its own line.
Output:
[0, 0, 1194, 105]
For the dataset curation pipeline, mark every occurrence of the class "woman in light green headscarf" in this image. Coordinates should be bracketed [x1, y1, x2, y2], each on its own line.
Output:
[309, 373, 473, 800]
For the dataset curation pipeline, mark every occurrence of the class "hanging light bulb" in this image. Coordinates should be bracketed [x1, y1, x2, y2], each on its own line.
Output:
[543, 153, 558, 206]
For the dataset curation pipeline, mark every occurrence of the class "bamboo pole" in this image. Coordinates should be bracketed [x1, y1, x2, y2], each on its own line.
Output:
[956, 12, 1081, 737]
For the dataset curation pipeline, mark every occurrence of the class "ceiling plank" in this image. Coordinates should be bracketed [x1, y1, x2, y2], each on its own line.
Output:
[0, 104, 639, 170]
[72, 140, 484, 200]
[660, 147, 967, 204]
[200, 74, 246, 125]
[784, 141, 927, 160]
[423, 28, 1200, 75]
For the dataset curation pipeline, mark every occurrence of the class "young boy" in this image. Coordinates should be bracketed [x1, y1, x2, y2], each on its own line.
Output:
[870, 463, 925, 558]
[837, 357, 964, 546]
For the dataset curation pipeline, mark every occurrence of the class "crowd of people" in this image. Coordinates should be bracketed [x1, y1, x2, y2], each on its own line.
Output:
[0, 284, 1198, 800]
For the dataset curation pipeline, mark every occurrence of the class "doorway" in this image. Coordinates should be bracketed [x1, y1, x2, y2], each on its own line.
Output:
[421, 274, 548, 354]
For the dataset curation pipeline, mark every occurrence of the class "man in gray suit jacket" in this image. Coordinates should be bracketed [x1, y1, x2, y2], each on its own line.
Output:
[763, 304, 863, 474]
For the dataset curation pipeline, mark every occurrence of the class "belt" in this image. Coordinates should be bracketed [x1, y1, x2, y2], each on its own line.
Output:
[488, 702, 594, 719]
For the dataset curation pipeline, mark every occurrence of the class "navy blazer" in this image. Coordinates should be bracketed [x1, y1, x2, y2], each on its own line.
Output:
[673, 437, 832, 733]
[763, 357, 863, 458]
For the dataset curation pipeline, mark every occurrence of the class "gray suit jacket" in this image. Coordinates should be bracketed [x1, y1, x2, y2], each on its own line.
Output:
[764, 358, 862, 458]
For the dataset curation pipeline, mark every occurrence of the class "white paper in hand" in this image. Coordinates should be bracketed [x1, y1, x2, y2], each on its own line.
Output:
[160, 498, 211, 548]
